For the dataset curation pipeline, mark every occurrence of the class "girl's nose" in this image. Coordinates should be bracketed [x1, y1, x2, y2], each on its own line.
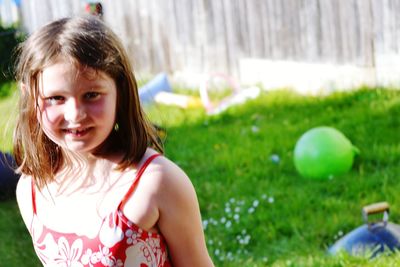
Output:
[64, 98, 87, 123]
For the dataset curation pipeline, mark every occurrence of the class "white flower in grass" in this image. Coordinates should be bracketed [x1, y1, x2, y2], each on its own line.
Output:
[225, 221, 232, 228]
[248, 207, 255, 214]
[226, 251, 233, 260]
[237, 234, 251, 245]
[244, 235, 251, 245]
[268, 197, 275, 203]
[214, 249, 220, 256]
[270, 154, 280, 163]
[252, 200, 259, 207]
[233, 214, 240, 221]
[251, 126, 260, 133]
[220, 217, 227, 223]
[225, 207, 231, 214]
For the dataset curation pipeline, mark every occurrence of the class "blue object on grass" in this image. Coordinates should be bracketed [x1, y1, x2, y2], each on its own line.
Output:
[139, 73, 172, 104]
[0, 151, 20, 200]
[328, 202, 400, 258]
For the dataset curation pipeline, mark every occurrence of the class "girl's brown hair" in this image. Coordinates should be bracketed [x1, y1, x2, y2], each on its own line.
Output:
[13, 16, 163, 188]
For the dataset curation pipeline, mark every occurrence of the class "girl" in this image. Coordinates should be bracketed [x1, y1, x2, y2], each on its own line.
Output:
[14, 16, 214, 267]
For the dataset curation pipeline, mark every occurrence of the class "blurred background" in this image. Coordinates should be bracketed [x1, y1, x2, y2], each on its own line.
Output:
[2, 0, 400, 93]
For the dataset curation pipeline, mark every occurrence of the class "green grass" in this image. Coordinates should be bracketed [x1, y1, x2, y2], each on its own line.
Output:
[2, 86, 400, 266]
[0, 85, 18, 152]
[0, 201, 41, 266]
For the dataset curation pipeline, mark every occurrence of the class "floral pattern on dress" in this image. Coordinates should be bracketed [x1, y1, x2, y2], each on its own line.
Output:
[30, 210, 170, 267]
[50, 237, 84, 267]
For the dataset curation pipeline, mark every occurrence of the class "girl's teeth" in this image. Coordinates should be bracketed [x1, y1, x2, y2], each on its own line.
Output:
[69, 129, 86, 134]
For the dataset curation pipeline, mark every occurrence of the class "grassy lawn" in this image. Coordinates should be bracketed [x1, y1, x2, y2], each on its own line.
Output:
[1, 86, 400, 266]
[0, 86, 18, 152]
[0, 201, 41, 266]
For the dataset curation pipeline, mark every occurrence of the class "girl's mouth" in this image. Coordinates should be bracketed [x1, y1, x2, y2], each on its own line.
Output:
[64, 127, 91, 137]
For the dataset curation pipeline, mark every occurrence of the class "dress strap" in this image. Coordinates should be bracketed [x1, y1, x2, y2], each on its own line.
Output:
[119, 153, 161, 208]
[31, 178, 37, 215]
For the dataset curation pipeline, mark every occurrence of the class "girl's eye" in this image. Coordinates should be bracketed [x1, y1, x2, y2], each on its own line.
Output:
[46, 96, 64, 105]
[84, 92, 100, 100]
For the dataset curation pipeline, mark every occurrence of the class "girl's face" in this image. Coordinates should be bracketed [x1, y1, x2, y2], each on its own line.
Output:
[37, 59, 117, 155]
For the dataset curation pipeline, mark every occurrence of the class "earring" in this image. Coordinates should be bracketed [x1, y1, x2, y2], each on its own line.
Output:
[114, 123, 119, 131]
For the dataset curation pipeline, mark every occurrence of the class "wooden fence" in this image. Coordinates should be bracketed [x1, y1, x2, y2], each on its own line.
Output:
[14, 0, 400, 90]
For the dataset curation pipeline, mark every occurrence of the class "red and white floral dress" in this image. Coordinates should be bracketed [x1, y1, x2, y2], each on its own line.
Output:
[29, 154, 171, 267]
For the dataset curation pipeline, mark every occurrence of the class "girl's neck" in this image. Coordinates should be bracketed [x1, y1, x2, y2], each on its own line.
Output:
[51, 150, 124, 196]
[61, 149, 123, 169]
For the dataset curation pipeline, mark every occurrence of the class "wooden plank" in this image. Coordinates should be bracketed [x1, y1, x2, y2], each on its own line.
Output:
[15, 0, 400, 82]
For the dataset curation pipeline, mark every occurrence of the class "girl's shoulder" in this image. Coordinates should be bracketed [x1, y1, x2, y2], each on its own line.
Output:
[123, 149, 195, 211]
[16, 174, 34, 228]
[16, 174, 32, 201]
[138, 149, 191, 190]
[138, 150, 197, 207]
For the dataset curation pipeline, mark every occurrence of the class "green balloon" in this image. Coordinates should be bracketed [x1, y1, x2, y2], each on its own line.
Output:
[294, 127, 359, 179]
